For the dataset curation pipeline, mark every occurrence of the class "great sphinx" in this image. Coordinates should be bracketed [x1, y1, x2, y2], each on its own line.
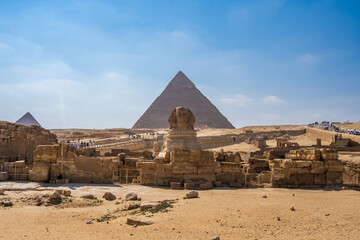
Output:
[162, 107, 201, 152]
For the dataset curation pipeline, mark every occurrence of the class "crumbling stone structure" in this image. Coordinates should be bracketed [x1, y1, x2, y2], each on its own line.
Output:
[29, 144, 118, 183]
[0, 121, 57, 165]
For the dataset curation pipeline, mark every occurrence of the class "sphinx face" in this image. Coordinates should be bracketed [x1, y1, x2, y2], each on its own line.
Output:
[176, 107, 190, 125]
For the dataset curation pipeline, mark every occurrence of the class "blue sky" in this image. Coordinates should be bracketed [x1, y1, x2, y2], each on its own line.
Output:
[0, 0, 359, 129]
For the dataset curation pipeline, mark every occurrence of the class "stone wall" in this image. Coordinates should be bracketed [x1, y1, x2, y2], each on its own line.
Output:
[29, 144, 118, 184]
[0, 121, 57, 164]
[343, 161, 360, 185]
[136, 148, 344, 189]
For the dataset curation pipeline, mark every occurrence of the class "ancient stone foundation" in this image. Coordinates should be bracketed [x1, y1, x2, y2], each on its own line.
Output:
[136, 148, 344, 189]
[0, 121, 57, 164]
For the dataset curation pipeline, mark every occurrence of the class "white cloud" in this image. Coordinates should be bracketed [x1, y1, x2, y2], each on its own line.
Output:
[221, 94, 253, 106]
[262, 95, 284, 103]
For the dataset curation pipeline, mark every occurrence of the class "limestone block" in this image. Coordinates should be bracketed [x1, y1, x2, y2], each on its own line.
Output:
[172, 173, 184, 183]
[199, 182, 213, 190]
[0, 172, 9, 181]
[14, 160, 26, 168]
[280, 160, 297, 169]
[221, 162, 241, 173]
[33, 145, 59, 163]
[140, 162, 157, 172]
[157, 178, 172, 186]
[214, 181, 222, 187]
[172, 162, 197, 174]
[246, 173, 260, 181]
[296, 174, 314, 185]
[325, 160, 344, 172]
[184, 174, 215, 184]
[313, 174, 326, 185]
[216, 172, 236, 183]
[186, 190, 198, 198]
[289, 149, 321, 161]
[320, 149, 338, 160]
[260, 171, 272, 183]
[184, 183, 196, 190]
[200, 151, 214, 162]
[170, 181, 182, 189]
[229, 182, 242, 188]
[19, 174, 28, 181]
[296, 161, 311, 168]
[326, 172, 342, 185]
[170, 150, 192, 162]
[310, 161, 325, 174]
[29, 162, 51, 182]
[197, 162, 221, 174]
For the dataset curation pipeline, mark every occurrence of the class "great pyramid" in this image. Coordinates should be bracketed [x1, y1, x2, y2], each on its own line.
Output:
[132, 71, 235, 129]
[15, 112, 41, 127]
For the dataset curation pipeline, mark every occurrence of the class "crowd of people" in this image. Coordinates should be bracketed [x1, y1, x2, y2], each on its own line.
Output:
[66, 139, 95, 149]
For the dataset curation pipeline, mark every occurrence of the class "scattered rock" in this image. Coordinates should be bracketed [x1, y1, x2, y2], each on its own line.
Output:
[325, 213, 330, 216]
[49, 192, 62, 202]
[262, 195, 267, 198]
[290, 206, 295, 211]
[128, 203, 140, 210]
[55, 189, 71, 196]
[81, 194, 95, 199]
[277, 217, 281, 221]
[102, 192, 116, 201]
[2, 200, 13, 207]
[0, 189, 4, 195]
[125, 192, 138, 201]
[212, 236, 220, 240]
[186, 190, 199, 199]
[126, 217, 153, 226]
[86, 221, 93, 224]
[140, 201, 161, 210]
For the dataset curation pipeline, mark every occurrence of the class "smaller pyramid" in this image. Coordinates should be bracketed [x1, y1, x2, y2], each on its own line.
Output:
[15, 112, 41, 127]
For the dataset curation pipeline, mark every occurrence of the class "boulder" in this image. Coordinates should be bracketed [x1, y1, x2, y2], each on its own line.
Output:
[81, 194, 95, 199]
[126, 216, 153, 226]
[49, 192, 62, 202]
[102, 192, 116, 201]
[125, 192, 138, 201]
[186, 190, 199, 198]
[140, 201, 160, 210]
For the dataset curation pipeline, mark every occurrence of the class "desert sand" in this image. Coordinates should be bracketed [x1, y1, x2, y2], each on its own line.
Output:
[1, 182, 360, 240]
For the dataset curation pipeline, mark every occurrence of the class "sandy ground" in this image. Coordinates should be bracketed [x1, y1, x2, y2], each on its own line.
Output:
[1, 182, 360, 240]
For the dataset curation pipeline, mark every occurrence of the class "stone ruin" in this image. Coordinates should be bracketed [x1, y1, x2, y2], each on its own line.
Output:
[0, 106, 357, 189]
[0, 121, 57, 165]
[135, 107, 345, 189]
